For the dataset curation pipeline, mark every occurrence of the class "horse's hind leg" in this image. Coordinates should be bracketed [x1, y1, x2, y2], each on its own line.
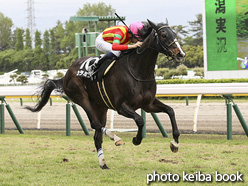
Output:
[118, 104, 144, 146]
[87, 107, 112, 169]
[88, 112, 110, 169]
[102, 128, 125, 146]
[65, 91, 109, 168]
[78, 107, 109, 169]
[143, 98, 180, 153]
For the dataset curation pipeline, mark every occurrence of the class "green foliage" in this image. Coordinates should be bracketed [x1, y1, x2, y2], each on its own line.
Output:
[156, 53, 180, 69]
[176, 64, 188, 75]
[34, 30, 46, 70]
[60, 21, 76, 52]
[157, 78, 248, 84]
[54, 71, 65, 79]
[42, 73, 49, 80]
[155, 65, 188, 79]
[14, 28, 24, 51]
[24, 28, 32, 49]
[171, 25, 188, 44]
[236, 12, 248, 38]
[34, 30, 42, 48]
[49, 29, 57, 68]
[0, 5, 205, 73]
[0, 12, 13, 50]
[9, 74, 17, 84]
[157, 44, 203, 69]
[76, 2, 116, 32]
[183, 45, 203, 68]
[169, 69, 180, 77]
[43, 30, 50, 69]
[16, 74, 28, 84]
[184, 14, 203, 46]
[0, 49, 15, 71]
[193, 67, 204, 77]
[155, 68, 170, 79]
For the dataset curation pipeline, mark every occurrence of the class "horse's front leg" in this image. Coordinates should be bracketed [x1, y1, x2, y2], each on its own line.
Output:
[94, 130, 109, 169]
[118, 104, 144, 145]
[143, 98, 180, 153]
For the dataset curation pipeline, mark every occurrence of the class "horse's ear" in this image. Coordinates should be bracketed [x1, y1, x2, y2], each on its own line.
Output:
[165, 18, 169, 25]
[147, 19, 157, 31]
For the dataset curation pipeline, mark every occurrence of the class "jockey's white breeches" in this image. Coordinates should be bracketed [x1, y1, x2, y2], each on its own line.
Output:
[95, 33, 121, 57]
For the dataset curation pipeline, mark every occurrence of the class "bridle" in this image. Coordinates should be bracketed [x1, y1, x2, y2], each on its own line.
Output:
[127, 24, 180, 82]
[136, 25, 177, 60]
[153, 25, 177, 57]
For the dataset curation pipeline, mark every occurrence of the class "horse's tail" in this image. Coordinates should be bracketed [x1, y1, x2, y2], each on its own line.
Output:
[25, 78, 64, 112]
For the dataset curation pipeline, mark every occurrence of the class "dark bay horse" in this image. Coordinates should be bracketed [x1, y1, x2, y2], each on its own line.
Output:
[26, 20, 185, 169]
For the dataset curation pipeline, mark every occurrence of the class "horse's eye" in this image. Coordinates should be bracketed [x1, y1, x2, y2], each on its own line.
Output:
[161, 31, 167, 38]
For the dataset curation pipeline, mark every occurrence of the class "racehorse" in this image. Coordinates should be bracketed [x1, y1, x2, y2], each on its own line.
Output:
[26, 20, 185, 169]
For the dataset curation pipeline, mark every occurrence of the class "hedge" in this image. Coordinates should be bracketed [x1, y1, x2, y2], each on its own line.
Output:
[156, 78, 248, 84]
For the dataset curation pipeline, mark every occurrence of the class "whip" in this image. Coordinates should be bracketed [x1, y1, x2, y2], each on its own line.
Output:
[114, 13, 140, 41]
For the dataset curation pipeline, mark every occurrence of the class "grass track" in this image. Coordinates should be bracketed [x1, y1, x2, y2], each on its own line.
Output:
[0, 130, 247, 186]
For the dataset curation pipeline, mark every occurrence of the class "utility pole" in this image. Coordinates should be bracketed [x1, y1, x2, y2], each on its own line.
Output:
[26, 0, 36, 41]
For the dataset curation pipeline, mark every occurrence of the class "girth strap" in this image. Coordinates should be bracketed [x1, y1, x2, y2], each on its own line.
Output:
[97, 79, 116, 110]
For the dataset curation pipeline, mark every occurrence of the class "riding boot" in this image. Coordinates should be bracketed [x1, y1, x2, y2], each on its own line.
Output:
[93, 52, 117, 70]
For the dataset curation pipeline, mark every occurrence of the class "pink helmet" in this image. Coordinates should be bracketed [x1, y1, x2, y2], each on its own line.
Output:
[129, 21, 144, 37]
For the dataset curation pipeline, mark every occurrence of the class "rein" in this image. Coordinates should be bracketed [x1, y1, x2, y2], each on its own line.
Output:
[125, 24, 176, 82]
[137, 25, 175, 56]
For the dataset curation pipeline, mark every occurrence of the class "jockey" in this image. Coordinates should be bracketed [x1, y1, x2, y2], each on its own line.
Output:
[93, 21, 144, 69]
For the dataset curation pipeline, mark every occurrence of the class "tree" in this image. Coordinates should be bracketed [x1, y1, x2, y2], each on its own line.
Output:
[9, 74, 18, 84]
[183, 45, 203, 68]
[54, 21, 65, 54]
[0, 12, 13, 50]
[60, 21, 76, 53]
[33, 30, 46, 70]
[0, 49, 15, 71]
[25, 28, 32, 49]
[176, 64, 188, 75]
[236, 12, 248, 38]
[15, 28, 24, 51]
[171, 25, 188, 44]
[21, 49, 34, 71]
[183, 14, 203, 46]
[156, 53, 181, 69]
[43, 30, 50, 69]
[54, 71, 64, 79]
[34, 30, 42, 48]
[16, 75, 28, 84]
[76, 2, 116, 32]
[49, 29, 57, 69]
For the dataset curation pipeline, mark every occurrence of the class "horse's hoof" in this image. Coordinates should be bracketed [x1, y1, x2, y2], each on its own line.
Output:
[115, 140, 125, 146]
[170, 140, 179, 153]
[132, 137, 141, 146]
[101, 164, 110, 169]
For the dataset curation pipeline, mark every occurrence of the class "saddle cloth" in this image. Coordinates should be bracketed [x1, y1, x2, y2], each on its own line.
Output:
[76, 56, 101, 78]
[76, 56, 116, 81]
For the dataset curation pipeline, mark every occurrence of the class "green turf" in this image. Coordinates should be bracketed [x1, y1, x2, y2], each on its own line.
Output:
[0, 130, 247, 185]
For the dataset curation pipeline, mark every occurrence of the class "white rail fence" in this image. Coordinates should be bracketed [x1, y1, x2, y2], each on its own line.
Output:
[0, 83, 248, 133]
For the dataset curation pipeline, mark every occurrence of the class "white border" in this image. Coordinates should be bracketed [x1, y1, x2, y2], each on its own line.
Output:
[203, 0, 248, 79]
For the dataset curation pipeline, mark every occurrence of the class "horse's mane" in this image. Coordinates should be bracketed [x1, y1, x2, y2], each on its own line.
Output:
[119, 22, 155, 57]
[138, 23, 153, 41]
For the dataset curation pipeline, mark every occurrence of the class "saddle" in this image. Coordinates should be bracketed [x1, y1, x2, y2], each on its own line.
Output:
[76, 56, 117, 110]
[76, 56, 116, 81]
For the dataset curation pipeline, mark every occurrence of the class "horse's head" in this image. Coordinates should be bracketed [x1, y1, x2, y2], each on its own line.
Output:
[147, 19, 185, 62]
